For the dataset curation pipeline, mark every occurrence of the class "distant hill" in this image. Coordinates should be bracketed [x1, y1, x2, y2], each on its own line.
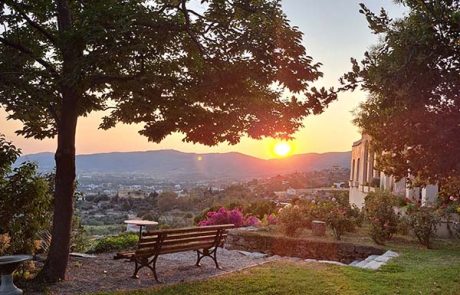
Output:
[16, 150, 351, 180]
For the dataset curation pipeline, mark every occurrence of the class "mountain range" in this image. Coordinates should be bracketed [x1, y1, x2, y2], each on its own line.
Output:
[16, 150, 351, 180]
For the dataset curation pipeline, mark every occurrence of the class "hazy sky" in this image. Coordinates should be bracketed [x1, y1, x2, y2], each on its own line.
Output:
[0, 0, 406, 159]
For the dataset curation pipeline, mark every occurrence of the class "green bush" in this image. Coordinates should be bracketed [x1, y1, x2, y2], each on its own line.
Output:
[307, 198, 357, 240]
[90, 233, 138, 253]
[278, 205, 308, 237]
[406, 206, 441, 248]
[244, 200, 277, 219]
[0, 136, 53, 254]
[364, 191, 400, 245]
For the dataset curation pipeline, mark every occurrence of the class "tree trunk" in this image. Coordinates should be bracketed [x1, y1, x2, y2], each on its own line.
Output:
[37, 89, 79, 282]
[36, 0, 81, 282]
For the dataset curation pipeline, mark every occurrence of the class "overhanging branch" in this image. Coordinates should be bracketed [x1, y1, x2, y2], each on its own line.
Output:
[0, 36, 59, 77]
[1, 0, 57, 45]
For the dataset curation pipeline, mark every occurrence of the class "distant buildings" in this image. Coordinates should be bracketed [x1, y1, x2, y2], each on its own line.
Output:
[118, 188, 147, 199]
[349, 134, 438, 208]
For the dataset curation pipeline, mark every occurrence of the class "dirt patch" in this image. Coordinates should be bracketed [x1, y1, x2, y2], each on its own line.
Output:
[26, 248, 278, 295]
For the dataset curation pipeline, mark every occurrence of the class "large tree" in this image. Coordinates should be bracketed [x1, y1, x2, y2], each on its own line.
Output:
[0, 0, 335, 281]
[341, 1, 460, 184]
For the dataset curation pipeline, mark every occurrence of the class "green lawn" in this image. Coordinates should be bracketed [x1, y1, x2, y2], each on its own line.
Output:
[97, 240, 460, 295]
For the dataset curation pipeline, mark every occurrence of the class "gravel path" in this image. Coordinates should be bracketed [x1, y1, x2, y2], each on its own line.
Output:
[41, 249, 278, 294]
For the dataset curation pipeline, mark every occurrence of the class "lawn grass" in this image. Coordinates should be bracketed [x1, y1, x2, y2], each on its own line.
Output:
[97, 239, 460, 295]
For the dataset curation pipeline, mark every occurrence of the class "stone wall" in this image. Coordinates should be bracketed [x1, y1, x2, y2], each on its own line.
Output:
[225, 230, 385, 263]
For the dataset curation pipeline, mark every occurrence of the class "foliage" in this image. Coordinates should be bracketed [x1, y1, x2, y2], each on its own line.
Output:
[261, 213, 278, 226]
[70, 215, 90, 253]
[340, 1, 460, 184]
[438, 176, 460, 211]
[244, 200, 277, 220]
[0, 233, 10, 255]
[0, 1, 337, 143]
[277, 205, 307, 237]
[364, 191, 400, 245]
[90, 233, 139, 254]
[305, 197, 357, 240]
[157, 191, 180, 212]
[406, 205, 441, 249]
[198, 207, 260, 227]
[0, 135, 53, 254]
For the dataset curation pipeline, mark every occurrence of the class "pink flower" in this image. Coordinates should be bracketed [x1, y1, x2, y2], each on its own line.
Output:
[267, 214, 278, 225]
[245, 216, 261, 226]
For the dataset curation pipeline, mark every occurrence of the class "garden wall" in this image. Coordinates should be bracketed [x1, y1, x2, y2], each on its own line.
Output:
[225, 230, 385, 263]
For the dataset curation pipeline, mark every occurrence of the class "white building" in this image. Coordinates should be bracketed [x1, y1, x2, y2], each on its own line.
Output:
[349, 134, 437, 208]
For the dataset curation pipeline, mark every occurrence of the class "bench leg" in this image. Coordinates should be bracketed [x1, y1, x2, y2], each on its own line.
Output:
[132, 256, 161, 282]
[196, 248, 222, 269]
[149, 255, 161, 283]
[132, 259, 142, 279]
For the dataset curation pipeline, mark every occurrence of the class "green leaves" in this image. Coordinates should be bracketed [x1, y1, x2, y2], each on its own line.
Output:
[1, 0, 335, 145]
[342, 1, 460, 183]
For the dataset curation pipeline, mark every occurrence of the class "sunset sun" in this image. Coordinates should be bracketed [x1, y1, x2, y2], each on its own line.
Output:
[274, 142, 292, 157]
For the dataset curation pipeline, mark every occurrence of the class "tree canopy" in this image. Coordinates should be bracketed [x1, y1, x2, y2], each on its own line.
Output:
[1, 0, 335, 144]
[341, 0, 460, 184]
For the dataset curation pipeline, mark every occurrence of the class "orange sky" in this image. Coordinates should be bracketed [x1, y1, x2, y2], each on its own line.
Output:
[0, 1, 405, 159]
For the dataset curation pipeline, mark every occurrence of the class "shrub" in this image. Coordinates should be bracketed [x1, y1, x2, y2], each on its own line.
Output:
[261, 213, 278, 226]
[199, 207, 245, 227]
[406, 206, 441, 248]
[0, 233, 11, 255]
[198, 207, 260, 227]
[90, 233, 138, 253]
[244, 200, 277, 219]
[245, 215, 261, 226]
[364, 191, 400, 245]
[0, 135, 53, 254]
[278, 205, 307, 237]
[310, 198, 357, 240]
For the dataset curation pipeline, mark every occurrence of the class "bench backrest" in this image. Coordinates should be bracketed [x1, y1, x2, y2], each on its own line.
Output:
[135, 224, 234, 257]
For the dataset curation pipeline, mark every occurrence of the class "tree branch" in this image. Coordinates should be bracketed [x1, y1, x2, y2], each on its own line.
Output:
[180, 0, 205, 57]
[0, 36, 59, 77]
[1, 0, 57, 45]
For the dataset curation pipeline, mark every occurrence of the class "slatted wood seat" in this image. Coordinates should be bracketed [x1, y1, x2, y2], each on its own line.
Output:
[114, 224, 234, 282]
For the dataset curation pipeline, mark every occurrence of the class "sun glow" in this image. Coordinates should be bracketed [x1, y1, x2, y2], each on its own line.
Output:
[273, 142, 292, 157]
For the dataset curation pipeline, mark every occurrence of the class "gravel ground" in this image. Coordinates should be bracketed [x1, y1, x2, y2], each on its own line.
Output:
[38, 248, 278, 295]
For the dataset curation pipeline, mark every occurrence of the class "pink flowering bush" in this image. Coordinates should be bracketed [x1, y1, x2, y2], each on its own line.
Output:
[245, 215, 261, 226]
[198, 207, 260, 227]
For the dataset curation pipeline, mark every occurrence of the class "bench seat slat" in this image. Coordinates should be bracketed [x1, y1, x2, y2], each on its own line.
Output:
[144, 224, 234, 236]
[159, 242, 215, 254]
[141, 230, 220, 242]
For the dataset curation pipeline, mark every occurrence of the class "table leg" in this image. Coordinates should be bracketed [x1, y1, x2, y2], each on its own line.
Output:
[139, 225, 144, 237]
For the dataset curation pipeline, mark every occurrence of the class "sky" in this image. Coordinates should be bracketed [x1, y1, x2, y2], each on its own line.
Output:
[0, 0, 406, 159]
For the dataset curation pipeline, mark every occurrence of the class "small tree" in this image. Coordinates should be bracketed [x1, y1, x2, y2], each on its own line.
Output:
[364, 191, 399, 245]
[406, 205, 441, 249]
[278, 205, 307, 237]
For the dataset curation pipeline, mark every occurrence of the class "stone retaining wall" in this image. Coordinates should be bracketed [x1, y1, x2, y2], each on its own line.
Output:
[225, 230, 385, 263]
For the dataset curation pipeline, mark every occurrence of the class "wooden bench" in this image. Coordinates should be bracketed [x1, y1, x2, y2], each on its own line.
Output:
[114, 224, 234, 282]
